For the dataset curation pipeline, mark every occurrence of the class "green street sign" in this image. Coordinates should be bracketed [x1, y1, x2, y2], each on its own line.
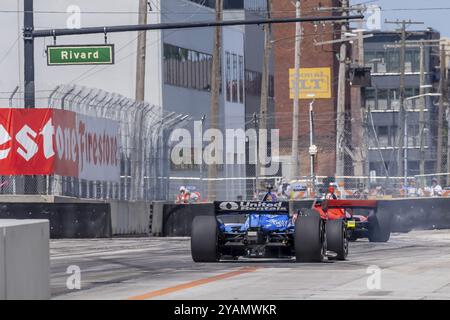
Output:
[47, 45, 114, 65]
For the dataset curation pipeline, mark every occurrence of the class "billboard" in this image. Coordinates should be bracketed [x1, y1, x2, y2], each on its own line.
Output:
[0, 108, 119, 181]
[289, 67, 332, 99]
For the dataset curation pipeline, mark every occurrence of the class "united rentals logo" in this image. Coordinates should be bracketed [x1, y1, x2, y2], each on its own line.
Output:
[219, 201, 240, 211]
[218, 201, 288, 212]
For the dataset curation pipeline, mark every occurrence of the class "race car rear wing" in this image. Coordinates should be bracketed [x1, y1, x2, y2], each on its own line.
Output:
[319, 199, 378, 210]
[214, 201, 290, 215]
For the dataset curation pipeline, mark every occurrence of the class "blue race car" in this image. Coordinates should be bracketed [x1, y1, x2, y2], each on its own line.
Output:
[190, 193, 348, 262]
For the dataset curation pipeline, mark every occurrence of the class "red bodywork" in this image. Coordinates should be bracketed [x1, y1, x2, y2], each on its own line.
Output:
[313, 199, 378, 220]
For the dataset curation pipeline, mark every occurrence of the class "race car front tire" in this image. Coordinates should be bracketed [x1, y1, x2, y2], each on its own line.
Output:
[191, 216, 220, 262]
[295, 209, 326, 262]
[326, 219, 348, 260]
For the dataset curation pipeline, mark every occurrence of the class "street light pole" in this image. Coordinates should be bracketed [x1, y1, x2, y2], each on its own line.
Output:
[308, 99, 317, 193]
[291, 0, 301, 181]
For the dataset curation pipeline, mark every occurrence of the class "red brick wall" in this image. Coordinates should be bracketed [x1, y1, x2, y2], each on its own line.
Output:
[272, 0, 342, 177]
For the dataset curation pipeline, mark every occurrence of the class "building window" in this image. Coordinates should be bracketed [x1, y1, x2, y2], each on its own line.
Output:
[269, 74, 274, 98]
[239, 56, 244, 104]
[365, 51, 386, 73]
[232, 54, 238, 103]
[386, 51, 400, 73]
[405, 50, 420, 72]
[225, 52, 244, 103]
[366, 49, 421, 74]
[408, 125, 420, 147]
[245, 70, 274, 98]
[365, 88, 376, 109]
[390, 126, 398, 146]
[377, 126, 389, 146]
[226, 52, 231, 101]
[163, 43, 212, 91]
[246, 70, 261, 97]
[407, 161, 420, 176]
[377, 89, 388, 110]
[390, 88, 400, 110]
[405, 87, 419, 108]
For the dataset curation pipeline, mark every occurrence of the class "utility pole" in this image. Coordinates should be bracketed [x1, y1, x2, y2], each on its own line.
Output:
[419, 41, 426, 186]
[259, 0, 272, 132]
[400, 21, 407, 184]
[291, 0, 301, 180]
[385, 20, 423, 185]
[24, 0, 36, 194]
[207, 0, 223, 201]
[254, 113, 260, 195]
[438, 43, 447, 178]
[24, 0, 35, 109]
[336, 0, 349, 181]
[135, 0, 148, 101]
[309, 99, 316, 191]
[259, 0, 272, 180]
[200, 114, 206, 197]
[357, 20, 368, 181]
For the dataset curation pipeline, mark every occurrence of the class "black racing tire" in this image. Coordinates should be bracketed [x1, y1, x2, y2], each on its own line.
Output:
[294, 209, 326, 262]
[368, 214, 391, 243]
[191, 216, 220, 262]
[326, 219, 348, 260]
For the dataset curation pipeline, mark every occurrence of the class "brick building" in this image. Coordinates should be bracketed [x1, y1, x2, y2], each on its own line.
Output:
[272, 0, 347, 179]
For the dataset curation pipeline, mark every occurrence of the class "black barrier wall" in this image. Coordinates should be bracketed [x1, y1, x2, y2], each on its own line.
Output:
[0, 203, 112, 238]
[377, 198, 450, 232]
[163, 203, 214, 236]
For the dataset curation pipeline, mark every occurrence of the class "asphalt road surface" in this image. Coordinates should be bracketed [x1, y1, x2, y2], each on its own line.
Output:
[51, 230, 450, 300]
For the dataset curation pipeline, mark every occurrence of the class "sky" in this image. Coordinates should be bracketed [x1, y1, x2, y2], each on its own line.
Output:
[349, 0, 450, 37]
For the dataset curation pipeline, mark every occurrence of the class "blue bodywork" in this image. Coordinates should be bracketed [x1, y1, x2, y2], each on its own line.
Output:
[218, 192, 294, 233]
[219, 214, 294, 233]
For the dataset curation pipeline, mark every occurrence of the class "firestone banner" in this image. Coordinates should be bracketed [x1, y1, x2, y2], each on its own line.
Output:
[0, 108, 119, 181]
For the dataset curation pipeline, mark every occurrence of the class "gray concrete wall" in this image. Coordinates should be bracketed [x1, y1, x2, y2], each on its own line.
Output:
[0, 196, 150, 236]
[151, 201, 166, 236]
[0, 220, 50, 300]
[110, 201, 151, 235]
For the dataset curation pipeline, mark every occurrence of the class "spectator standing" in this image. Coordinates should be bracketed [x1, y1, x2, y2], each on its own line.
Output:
[353, 183, 368, 199]
[405, 179, 424, 197]
[425, 178, 443, 197]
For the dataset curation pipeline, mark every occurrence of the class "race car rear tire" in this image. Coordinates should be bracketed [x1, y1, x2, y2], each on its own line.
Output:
[191, 216, 220, 262]
[368, 214, 391, 243]
[295, 209, 326, 262]
[326, 219, 348, 260]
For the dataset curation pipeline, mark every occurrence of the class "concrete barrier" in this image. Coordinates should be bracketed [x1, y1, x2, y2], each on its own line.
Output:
[110, 201, 150, 235]
[0, 203, 111, 238]
[0, 219, 50, 300]
[163, 203, 214, 237]
[378, 197, 450, 232]
[151, 201, 166, 236]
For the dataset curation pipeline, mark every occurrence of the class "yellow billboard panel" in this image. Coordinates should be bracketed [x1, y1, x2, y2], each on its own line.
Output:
[289, 67, 332, 99]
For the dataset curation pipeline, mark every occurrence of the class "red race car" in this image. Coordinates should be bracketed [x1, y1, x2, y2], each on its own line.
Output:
[312, 199, 391, 243]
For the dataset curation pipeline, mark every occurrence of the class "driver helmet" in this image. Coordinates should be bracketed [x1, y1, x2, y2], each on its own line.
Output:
[179, 186, 186, 193]
[190, 192, 199, 202]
